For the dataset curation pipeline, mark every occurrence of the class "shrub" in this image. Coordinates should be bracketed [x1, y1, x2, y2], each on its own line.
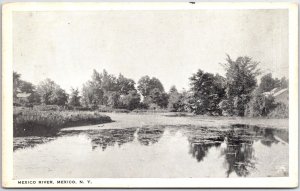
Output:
[218, 99, 234, 116]
[245, 95, 277, 117]
[268, 102, 288, 118]
[119, 90, 141, 110]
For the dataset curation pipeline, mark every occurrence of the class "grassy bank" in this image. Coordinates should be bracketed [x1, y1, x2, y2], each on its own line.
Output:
[13, 107, 112, 137]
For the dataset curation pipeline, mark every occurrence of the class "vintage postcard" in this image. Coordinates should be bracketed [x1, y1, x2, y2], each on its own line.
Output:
[2, 2, 298, 188]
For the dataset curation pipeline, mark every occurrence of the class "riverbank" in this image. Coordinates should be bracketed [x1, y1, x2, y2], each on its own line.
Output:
[13, 107, 112, 136]
[62, 112, 288, 131]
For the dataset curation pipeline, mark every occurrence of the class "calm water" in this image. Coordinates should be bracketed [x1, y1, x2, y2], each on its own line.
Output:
[13, 122, 288, 178]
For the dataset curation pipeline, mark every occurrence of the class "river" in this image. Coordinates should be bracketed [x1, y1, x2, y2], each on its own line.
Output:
[13, 113, 289, 178]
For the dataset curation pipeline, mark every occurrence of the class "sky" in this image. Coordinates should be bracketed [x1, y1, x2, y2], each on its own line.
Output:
[13, 9, 288, 93]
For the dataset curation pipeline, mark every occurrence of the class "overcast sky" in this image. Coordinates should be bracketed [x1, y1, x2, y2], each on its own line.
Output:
[13, 9, 288, 93]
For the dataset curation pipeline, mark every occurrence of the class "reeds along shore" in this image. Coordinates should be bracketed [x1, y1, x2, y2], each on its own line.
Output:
[13, 107, 112, 137]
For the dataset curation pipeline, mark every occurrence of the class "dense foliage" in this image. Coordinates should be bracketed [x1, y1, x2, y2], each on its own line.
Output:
[220, 55, 261, 116]
[37, 79, 69, 106]
[13, 55, 289, 118]
[189, 70, 226, 115]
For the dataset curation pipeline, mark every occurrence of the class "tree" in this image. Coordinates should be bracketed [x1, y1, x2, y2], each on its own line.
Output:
[101, 69, 118, 92]
[167, 86, 185, 112]
[20, 81, 41, 104]
[245, 92, 277, 117]
[37, 79, 56, 105]
[189, 70, 226, 115]
[137, 76, 167, 108]
[50, 87, 68, 106]
[145, 88, 169, 109]
[119, 90, 141, 110]
[218, 99, 234, 116]
[279, 77, 288, 89]
[168, 86, 180, 111]
[81, 81, 104, 108]
[68, 88, 81, 107]
[81, 69, 141, 109]
[81, 70, 105, 108]
[117, 74, 136, 95]
[169, 85, 178, 94]
[13, 71, 41, 105]
[13, 72, 21, 100]
[137, 76, 164, 97]
[37, 79, 68, 106]
[221, 55, 261, 116]
[106, 91, 121, 108]
[258, 73, 280, 93]
[181, 90, 194, 112]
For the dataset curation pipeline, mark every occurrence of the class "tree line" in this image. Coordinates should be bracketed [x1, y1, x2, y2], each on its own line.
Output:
[13, 55, 288, 117]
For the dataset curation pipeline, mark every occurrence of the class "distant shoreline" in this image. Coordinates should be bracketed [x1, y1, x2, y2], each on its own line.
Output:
[61, 112, 289, 132]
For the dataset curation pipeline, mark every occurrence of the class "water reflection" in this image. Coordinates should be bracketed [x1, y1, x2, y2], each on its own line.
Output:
[87, 128, 137, 150]
[221, 129, 256, 177]
[137, 126, 165, 146]
[185, 125, 288, 177]
[13, 124, 289, 178]
[189, 142, 222, 162]
[13, 136, 57, 151]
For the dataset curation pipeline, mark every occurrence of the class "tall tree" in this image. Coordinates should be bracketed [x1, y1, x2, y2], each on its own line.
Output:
[81, 69, 140, 109]
[189, 70, 226, 115]
[13, 72, 21, 100]
[101, 69, 118, 92]
[106, 91, 121, 108]
[258, 73, 280, 93]
[146, 88, 169, 108]
[50, 88, 69, 106]
[137, 76, 164, 97]
[68, 88, 81, 107]
[137, 75, 166, 108]
[117, 74, 136, 95]
[119, 90, 141, 110]
[81, 81, 104, 108]
[13, 71, 40, 105]
[221, 55, 261, 116]
[168, 86, 185, 112]
[245, 91, 277, 117]
[169, 85, 178, 94]
[37, 78, 68, 106]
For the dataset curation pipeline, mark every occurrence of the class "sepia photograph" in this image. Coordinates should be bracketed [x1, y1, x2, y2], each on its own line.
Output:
[2, 2, 298, 188]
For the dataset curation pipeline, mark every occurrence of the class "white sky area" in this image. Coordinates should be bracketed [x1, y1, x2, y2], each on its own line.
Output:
[13, 10, 288, 93]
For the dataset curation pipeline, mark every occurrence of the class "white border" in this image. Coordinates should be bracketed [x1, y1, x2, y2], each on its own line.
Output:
[2, 2, 298, 188]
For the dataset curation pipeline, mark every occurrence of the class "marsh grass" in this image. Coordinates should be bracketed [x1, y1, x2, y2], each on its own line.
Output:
[13, 107, 112, 137]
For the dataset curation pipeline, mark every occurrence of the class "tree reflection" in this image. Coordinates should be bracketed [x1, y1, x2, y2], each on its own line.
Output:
[259, 128, 279, 147]
[185, 125, 225, 162]
[86, 128, 137, 150]
[13, 130, 82, 151]
[185, 125, 285, 177]
[222, 128, 256, 177]
[223, 141, 255, 177]
[13, 136, 57, 151]
[248, 126, 288, 147]
[137, 126, 165, 146]
[189, 142, 222, 162]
